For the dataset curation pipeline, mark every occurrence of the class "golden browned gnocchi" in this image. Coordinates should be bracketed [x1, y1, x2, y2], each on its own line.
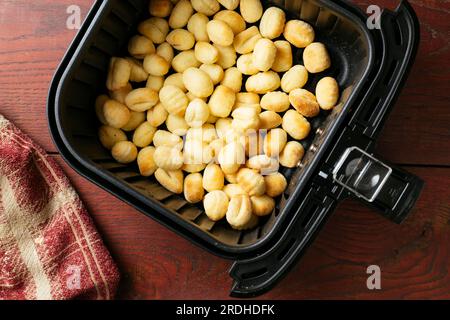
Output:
[98, 126, 127, 150]
[184, 173, 205, 203]
[155, 168, 184, 194]
[97, 0, 340, 231]
[240, 0, 263, 23]
[111, 141, 138, 164]
[283, 20, 315, 48]
[289, 88, 320, 117]
[137, 146, 157, 176]
[316, 77, 339, 110]
[204, 190, 229, 221]
[303, 42, 331, 73]
[260, 7, 285, 39]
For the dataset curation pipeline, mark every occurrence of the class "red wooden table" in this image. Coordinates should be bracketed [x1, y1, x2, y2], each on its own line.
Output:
[0, 0, 449, 299]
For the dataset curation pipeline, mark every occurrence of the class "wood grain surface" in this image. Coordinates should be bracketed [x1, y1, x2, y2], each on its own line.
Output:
[0, 0, 449, 299]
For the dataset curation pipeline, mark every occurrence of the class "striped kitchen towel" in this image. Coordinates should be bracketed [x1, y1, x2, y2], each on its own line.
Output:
[0, 115, 119, 300]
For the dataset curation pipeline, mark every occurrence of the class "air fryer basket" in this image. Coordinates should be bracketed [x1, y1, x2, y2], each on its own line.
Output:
[48, 0, 422, 297]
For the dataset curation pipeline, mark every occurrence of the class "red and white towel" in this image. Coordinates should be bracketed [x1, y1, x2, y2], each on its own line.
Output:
[0, 115, 119, 300]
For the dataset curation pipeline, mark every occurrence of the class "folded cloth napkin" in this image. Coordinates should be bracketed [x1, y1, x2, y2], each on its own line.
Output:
[0, 115, 119, 300]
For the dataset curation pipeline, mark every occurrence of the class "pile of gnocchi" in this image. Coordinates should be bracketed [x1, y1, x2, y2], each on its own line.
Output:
[96, 0, 340, 230]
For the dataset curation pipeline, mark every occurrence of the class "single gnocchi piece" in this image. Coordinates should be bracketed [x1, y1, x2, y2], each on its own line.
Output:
[98, 126, 127, 150]
[289, 88, 320, 117]
[132, 121, 157, 148]
[143, 53, 170, 76]
[281, 65, 309, 93]
[199, 64, 224, 85]
[146, 75, 165, 93]
[272, 40, 293, 73]
[138, 17, 169, 44]
[111, 141, 138, 164]
[279, 141, 304, 168]
[154, 145, 184, 170]
[207, 20, 234, 46]
[264, 172, 287, 197]
[209, 85, 236, 118]
[252, 38, 277, 72]
[153, 130, 184, 150]
[125, 88, 159, 112]
[147, 103, 168, 127]
[226, 194, 253, 230]
[185, 98, 210, 128]
[218, 141, 246, 174]
[283, 20, 315, 48]
[187, 13, 210, 42]
[169, 0, 194, 29]
[166, 114, 189, 136]
[214, 44, 237, 69]
[282, 109, 311, 140]
[246, 155, 278, 173]
[260, 91, 290, 112]
[137, 146, 157, 177]
[203, 190, 229, 221]
[246, 71, 281, 94]
[303, 42, 331, 73]
[259, 111, 282, 130]
[203, 163, 225, 192]
[166, 29, 195, 51]
[260, 7, 286, 39]
[236, 54, 259, 76]
[316, 77, 339, 110]
[194, 42, 219, 64]
[156, 42, 175, 64]
[233, 26, 262, 54]
[155, 168, 184, 194]
[213, 10, 246, 34]
[172, 50, 201, 73]
[223, 184, 247, 198]
[231, 107, 260, 132]
[215, 118, 233, 139]
[263, 128, 287, 157]
[221, 67, 242, 92]
[128, 35, 155, 59]
[149, 0, 173, 18]
[251, 195, 275, 216]
[240, 0, 263, 23]
[191, 0, 220, 16]
[184, 173, 205, 204]
[237, 168, 266, 196]
[103, 99, 131, 129]
[159, 85, 189, 116]
[182, 67, 214, 98]
[106, 58, 131, 91]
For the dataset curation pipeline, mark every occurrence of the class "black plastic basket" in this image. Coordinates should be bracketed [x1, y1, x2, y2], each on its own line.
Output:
[47, 0, 423, 297]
